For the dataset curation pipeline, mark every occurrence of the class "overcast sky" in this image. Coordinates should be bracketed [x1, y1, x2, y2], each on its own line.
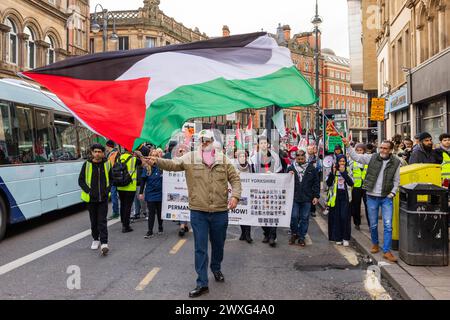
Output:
[92, 0, 349, 57]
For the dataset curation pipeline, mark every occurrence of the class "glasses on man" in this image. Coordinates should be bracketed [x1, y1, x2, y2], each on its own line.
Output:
[201, 138, 212, 143]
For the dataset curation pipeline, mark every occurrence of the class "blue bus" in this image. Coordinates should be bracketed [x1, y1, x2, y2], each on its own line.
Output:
[0, 79, 102, 240]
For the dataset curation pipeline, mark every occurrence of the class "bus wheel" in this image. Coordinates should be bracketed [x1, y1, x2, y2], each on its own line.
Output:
[0, 197, 6, 241]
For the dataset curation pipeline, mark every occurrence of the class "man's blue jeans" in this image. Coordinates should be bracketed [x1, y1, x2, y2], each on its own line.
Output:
[290, 201, 312, 240]
[366, 195, 393, 253]
[190, 210, 228, 287]
[111, 186, 119, 214]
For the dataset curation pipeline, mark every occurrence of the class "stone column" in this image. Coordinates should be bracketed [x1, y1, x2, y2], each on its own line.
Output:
[35, 40, 50, 67]
[0, 24, 11, 63]
[427, 17, 433, 58]
[438, 5, 446, 52]
[17, 32, 30, 69]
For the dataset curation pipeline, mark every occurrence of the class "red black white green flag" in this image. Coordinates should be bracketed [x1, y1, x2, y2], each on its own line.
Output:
[24, 32, 317, 150]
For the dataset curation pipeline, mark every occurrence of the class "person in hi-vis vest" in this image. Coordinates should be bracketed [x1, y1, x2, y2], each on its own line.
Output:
[116, 149, 139, 233]
[433, 133, 450, 188]
[349, 144, 369, 230]
[78, 144, 112, 256]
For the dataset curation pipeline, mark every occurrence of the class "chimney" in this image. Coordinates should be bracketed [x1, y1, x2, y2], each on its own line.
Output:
[283, 25, 291, 41]
[222, 25, 230, 37]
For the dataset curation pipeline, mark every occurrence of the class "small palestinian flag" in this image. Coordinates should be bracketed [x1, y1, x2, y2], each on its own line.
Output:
[24, 32, 317, 150]
[235, 122, 244, 150]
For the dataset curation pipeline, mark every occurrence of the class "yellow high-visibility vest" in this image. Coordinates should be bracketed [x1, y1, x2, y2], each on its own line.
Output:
[352, 162, 368, 188]
[81, 161, 111, 202]
[441, 152, 450, 182]
[117, 153, 137, 192]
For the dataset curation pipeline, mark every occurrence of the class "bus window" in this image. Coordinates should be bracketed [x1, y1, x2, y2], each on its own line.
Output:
[0, 101, 13, 165]
[11, 104, 35, 164]
[35, 109, 54, 162]
[54, 115, 80, 161]
[77, 125, 93, 159]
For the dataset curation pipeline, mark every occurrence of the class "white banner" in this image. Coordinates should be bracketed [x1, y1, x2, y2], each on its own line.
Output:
[162, 172, 294, 227]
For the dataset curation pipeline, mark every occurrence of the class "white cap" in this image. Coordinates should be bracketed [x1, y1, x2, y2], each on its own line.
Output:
[198, 129, 214, 141]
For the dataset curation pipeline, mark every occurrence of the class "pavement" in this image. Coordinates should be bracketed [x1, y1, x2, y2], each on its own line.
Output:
[318, 195, 450, 300]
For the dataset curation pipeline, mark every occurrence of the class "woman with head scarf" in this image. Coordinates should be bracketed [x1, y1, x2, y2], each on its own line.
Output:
[326, 154, 354, 246]
[233, 150, 254, 243]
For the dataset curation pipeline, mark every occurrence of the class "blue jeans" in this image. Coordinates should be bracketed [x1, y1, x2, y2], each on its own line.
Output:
[367, 195, 393, 253]
[190, 210, 228, 287]
[290, 201, 312, 240]
[111, 186, 119, 214]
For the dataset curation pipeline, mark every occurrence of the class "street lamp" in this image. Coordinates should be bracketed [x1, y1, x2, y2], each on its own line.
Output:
[91, 4, 119, 52]
[312, 0, 322, 143]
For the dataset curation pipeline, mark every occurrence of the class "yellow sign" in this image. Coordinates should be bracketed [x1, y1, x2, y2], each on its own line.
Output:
[370, 98, 385, 121]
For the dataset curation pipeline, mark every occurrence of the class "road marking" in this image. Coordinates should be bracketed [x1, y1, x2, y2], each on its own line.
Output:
[314, 214, 358, 266]
[135, 267, 160, 291]
[0, 219, 121, 276]
[170, 239, 187, 254]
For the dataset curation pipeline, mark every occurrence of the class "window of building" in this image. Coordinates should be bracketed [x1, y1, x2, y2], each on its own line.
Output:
[341, 101, 345, 109]
[330, 70, 334, 78]
[352, 102, 355, 111]
[6, 18, 18, 65]
[119, 37, 129, 50]
[421, 98, 446, 142]
[145, 37, 156, 48]
[45, 36, 56, 65]
[336, 71, 340, 79]
[330, 83, 334, 94]
[25, 26, 36, 69]
[335, 85, 339, 95]
[330, 100, 334, 109]
[305, 62, 309, 72]
[346, 87, 350, 95]
[394, 109, 411, 138]
[89, 38, 94, 54]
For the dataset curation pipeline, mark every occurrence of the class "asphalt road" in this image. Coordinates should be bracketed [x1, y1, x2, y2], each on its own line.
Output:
[0, 204, 402, 300]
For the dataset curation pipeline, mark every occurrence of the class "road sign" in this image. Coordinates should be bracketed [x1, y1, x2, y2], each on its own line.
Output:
[370, 98, 385, 121]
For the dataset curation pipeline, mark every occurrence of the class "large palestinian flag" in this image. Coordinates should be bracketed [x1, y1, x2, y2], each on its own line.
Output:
[24, 32, 317, 150]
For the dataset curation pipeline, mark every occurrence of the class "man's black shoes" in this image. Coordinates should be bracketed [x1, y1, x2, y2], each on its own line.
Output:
[269, 238, 276, 247]
[122, 227, 133, 233]
[262, 236, 269, 243]
[213, 271, 225, 282]
[189, 286, 209, 298]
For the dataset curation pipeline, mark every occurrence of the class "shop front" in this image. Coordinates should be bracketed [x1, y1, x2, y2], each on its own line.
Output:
[410, 48, 450, 144]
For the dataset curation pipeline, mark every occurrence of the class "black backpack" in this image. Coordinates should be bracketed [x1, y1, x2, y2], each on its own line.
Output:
[111, 153, 134, 187]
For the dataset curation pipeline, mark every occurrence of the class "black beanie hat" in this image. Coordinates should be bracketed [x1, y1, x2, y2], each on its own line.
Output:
[419, 132, 432, 142]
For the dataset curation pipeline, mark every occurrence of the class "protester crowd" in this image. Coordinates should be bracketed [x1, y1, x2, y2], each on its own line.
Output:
[78, 129, 450, 297]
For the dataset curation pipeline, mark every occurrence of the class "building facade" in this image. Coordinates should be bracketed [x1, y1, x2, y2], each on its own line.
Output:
[0, 0, 90, 80]
[347, 0, 380, 143]
[322, 50, 369, 142]
[375, 0, 450, 142]
[89, 0, 207, 54]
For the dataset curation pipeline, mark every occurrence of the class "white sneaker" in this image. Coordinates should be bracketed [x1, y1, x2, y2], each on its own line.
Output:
[91, 240, 100, 250]
[101, 244, 109, 256]
[343, 240, 350, 247]
[335, 241, 343, 245]
[323, 209, 329, 216]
